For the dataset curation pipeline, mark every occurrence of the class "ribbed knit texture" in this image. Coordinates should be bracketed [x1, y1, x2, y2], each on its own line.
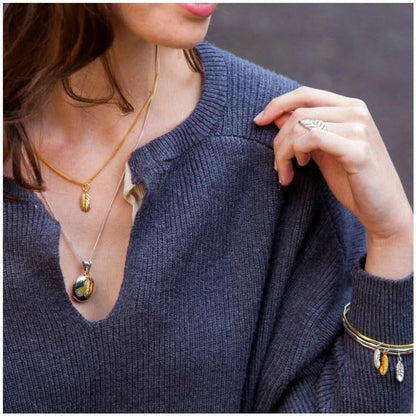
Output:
[3, 41, 413, 413]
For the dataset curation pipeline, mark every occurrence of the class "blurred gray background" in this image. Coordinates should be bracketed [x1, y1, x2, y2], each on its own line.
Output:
[206, 3, 413, 204]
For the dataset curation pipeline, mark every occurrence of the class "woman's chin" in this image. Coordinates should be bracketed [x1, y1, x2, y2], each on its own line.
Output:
[111, 4, 213, 50]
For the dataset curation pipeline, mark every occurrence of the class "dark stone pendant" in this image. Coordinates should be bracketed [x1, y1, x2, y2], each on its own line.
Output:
[72, 261, 94, 302]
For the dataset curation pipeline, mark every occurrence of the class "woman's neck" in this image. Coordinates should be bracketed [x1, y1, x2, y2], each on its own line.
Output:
[32, 29, 202, 151]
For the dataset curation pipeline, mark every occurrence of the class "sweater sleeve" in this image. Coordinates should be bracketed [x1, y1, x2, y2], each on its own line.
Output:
[249, 163, 413, 413]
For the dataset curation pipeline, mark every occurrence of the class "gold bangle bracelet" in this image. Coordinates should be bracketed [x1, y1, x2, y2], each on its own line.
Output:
[343, 323, 413, 355]
[343, 303, 413, 349]
[342, 302, 413, 382]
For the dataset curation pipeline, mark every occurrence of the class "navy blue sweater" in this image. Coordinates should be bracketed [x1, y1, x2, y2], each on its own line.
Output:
[3, 41, 413, 412]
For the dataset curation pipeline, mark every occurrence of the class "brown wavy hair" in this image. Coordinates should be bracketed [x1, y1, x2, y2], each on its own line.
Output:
[4, 4, 203, 193]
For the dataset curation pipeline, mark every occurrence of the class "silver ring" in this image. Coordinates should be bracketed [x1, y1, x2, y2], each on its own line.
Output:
[298, 119, 327, 131]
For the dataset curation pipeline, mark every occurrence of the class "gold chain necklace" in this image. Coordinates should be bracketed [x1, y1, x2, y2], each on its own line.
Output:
[40, 45, 159, 302]
[37, 49, 160, 213]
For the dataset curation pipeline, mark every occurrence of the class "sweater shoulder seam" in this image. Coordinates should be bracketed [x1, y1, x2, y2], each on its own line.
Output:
[211, 133, 274, 151]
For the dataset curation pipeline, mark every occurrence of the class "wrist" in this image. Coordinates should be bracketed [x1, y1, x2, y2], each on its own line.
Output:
[365, 214, 413, 280]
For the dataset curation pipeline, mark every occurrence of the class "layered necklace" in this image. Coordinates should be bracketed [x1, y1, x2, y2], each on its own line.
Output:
[37, 53, 158, 213]
[40, 45, 160, 302]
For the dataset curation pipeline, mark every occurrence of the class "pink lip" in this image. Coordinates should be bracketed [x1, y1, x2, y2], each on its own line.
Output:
[177, 3, 217, 18]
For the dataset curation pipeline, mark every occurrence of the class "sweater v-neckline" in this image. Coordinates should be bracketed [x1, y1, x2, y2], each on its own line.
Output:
[3, 41, 227, 327]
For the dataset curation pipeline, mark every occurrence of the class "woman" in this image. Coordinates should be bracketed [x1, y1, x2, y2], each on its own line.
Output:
[4, 4, 413, 413]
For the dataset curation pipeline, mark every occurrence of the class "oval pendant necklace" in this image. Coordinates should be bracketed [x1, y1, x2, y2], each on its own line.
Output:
[73, 261, 94, 301]
[41, 168, 126, 302]
[39, 46, 159, 302]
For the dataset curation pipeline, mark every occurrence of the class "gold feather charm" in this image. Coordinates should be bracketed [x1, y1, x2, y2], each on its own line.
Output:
[395, 355, 404, 382]
[379, 351, 389, 376]
[80, 184, 91, 212]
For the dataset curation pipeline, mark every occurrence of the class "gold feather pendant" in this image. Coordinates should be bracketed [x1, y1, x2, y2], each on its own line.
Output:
[80, 186, 91, 212]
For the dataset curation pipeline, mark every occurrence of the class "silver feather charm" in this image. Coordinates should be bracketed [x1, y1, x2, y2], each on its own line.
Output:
[396, 355, 404, 383]
[298, 119, 327, 131]
[373, 348, 381, 369]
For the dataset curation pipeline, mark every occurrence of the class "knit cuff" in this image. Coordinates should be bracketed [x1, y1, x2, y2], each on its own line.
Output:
[347, 258, 413, 345]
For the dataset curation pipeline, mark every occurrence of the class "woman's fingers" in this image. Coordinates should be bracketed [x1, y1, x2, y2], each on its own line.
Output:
[276, 129, 347, 185]
[295, 151, 311, 167]
[254, 86, 366, 126]
[272, 106, 371, 156]
[276, 128, 370, 185]
[274, 112, 292, 129]
[275, 120, 371, 156]
[275, 104, 370, 132]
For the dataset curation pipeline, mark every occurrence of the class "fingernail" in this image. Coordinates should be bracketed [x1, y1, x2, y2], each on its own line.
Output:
[274, 159, 278, 171]
[254, 111, 264, 122]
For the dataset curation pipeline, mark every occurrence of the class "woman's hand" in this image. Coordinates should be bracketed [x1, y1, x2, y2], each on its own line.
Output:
[254, 86, 413, 280]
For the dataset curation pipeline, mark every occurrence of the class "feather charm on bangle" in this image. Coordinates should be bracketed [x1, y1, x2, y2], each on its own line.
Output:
[373, 348, 381, 369]
[396, 355, 404, 382]
[379, 351, 389, 376]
